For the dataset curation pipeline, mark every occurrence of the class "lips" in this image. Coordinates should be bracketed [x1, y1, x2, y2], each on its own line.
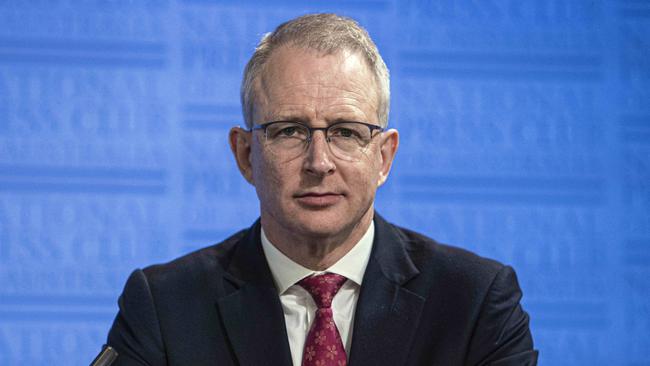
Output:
[294, 191, 344, 208]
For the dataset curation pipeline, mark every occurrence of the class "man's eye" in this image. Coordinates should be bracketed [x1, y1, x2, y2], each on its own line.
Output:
[331, 127, 360, 138]
[270, 125, 307, 139]
[279, 127, 297, 136]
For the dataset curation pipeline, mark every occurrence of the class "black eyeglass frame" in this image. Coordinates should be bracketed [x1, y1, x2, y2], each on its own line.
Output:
[249, 120, 385, 143]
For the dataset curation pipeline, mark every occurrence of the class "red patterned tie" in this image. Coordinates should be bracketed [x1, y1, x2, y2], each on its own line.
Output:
[298, 273, 348, 366]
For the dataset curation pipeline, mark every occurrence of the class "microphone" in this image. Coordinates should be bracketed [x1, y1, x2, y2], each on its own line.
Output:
[90, 345, 118, 366]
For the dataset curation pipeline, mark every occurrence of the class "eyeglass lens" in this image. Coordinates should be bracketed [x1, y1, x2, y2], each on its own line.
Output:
[262, 122, 377, 161]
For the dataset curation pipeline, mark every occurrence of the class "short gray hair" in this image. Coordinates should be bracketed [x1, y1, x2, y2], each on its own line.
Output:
[240, 13, 390, 129]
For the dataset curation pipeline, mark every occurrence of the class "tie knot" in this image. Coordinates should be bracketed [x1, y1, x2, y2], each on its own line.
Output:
[298, 273, 347, 309]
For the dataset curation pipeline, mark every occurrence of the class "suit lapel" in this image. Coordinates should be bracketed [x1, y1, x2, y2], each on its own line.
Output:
[216, 221, 293, 366]
[348, 214, 426, 366]
[214, 215, 424, 366]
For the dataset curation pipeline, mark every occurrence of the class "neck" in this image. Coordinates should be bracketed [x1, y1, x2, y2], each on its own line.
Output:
[261, 209, 374, 271]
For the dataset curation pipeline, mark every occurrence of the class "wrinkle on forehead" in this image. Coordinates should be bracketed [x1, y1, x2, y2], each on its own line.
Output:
[253, 46, 380, 124]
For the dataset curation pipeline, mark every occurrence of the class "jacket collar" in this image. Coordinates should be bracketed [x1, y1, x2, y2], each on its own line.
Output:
[216, 219, 293, 366]
[217, 214, 425, 366]
[347, 213, 425, 366]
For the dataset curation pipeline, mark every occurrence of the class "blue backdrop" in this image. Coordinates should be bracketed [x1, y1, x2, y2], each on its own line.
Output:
[1, 1, 649, 365]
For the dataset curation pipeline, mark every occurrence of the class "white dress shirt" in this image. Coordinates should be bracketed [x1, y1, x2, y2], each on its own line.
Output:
[260, 222, 375, 366]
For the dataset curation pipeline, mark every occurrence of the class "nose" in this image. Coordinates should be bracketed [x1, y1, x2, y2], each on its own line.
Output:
[303, 130, 336, 176]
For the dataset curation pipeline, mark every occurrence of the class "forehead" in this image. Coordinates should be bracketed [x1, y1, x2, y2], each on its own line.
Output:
[253, 46, 379, 123]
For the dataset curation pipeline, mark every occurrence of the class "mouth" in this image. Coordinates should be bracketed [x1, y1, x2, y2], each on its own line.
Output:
[294, 191, 344, 208]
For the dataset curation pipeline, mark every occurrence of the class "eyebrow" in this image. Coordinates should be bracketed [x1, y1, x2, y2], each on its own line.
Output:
[267, 116, 368, 125]
[273, 116, 307, 123]
[265, 119, 370, 128]
[329, 117, 368, 124]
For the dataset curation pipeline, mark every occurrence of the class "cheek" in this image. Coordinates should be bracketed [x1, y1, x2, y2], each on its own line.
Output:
[353, 151, 383, 187]
[345, 161, 381, 198]
[251, 148, 293, 200]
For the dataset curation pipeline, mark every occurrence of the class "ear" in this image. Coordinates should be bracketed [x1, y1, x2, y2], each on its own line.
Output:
[377, 129, 399, 187]
[229, 127, 254, 184]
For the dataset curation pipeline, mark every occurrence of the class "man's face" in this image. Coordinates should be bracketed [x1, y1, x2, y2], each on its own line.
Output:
[232, 46, 398, 240]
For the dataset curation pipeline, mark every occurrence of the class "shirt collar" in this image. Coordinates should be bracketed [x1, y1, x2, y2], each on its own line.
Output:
[260, 220, 375, 294]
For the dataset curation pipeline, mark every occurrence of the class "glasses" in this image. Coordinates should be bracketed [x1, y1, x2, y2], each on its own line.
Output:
[250, 121, 384, 161]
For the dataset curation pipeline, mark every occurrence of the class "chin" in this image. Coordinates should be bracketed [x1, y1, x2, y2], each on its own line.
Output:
[291, 208, 367, 238]
[292, 216, 344, 237]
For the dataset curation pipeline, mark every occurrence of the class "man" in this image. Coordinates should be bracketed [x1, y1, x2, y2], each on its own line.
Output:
[103, 13, 538, 366]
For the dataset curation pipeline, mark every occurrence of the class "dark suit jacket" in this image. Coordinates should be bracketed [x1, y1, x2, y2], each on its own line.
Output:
[106, 214, 538, 365]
